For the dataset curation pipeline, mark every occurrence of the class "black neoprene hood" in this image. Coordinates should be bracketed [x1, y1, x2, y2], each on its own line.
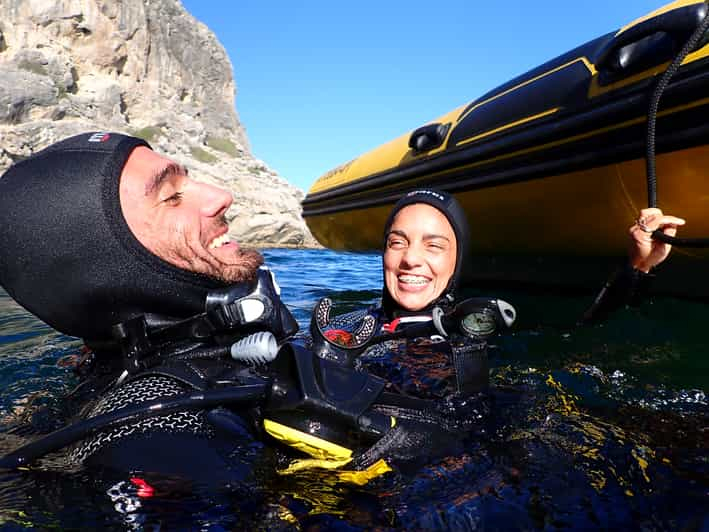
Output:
[381, 188, 470, 317]
[0, 132, 227, 342]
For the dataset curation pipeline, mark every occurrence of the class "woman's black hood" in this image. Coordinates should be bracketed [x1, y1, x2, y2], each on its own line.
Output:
[381, 189, 470, 319]
[0, 132, 229, 343]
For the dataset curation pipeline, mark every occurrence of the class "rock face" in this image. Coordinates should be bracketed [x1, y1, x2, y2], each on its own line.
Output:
[0, 0, 317, 247]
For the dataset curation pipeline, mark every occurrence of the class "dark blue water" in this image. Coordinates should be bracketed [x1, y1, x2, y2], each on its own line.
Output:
[0, 248, 706, 530]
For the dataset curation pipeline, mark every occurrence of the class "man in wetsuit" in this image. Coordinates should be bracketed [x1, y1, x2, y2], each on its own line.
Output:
[0, 132, 297, 481]
[0, 132, 266, 344]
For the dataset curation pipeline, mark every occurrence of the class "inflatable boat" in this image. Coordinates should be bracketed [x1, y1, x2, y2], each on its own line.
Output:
[302, 0, 709, 299]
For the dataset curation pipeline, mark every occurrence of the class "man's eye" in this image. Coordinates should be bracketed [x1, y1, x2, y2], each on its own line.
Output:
[388, 239, 406, 249]
[162, 192, 183, 205]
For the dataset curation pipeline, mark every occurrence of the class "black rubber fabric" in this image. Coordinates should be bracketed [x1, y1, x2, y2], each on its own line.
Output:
[0, 132, 228, 343]
[581, 261, 656, 324]
[71, 374, 264, 485]
[352, 405, 467, 470]
[70, 375, 213, 464]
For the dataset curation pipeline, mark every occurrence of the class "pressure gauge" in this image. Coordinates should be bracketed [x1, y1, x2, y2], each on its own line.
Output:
[460, 310, 497, 338]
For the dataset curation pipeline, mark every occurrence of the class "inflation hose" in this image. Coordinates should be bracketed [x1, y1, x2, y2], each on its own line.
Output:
[646, 4, 709, 247]
[0, 383, 267, 470]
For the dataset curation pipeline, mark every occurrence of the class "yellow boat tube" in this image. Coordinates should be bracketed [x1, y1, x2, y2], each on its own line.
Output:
[303, 0, 709, 299]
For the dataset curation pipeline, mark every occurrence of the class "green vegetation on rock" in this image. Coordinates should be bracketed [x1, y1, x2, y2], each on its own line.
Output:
[191, 146, 218, 164]
[206, 136, 238, 157]
[248, 164, 266, 175]
[132, 126, 164, 142]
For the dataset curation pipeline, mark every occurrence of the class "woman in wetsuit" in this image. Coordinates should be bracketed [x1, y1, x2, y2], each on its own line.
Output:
[281, 190, 687, 475]
[359, 190, 496, 397]
[304, 189, 495, 394]
[272, 191, 511, 477]
[310, 190, 687, 397]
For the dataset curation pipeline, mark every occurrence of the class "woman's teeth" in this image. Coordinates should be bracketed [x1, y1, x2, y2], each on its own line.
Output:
[398, 274, 429, 285]
[209, 234, 230, 249]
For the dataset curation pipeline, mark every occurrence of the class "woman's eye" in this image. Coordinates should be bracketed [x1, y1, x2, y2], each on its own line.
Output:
[387, 239, 406, 249]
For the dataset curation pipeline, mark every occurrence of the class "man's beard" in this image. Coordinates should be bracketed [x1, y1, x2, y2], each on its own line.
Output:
[197, 214, 264, 283]
[214, 247, 264, 283]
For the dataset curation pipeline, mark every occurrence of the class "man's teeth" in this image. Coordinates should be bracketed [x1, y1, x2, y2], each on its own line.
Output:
[398, 275, 429, 285]
[209, 234, 230, 249]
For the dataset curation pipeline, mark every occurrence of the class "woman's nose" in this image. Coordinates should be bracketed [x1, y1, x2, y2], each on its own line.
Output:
[198, 182, 233, 217]
[400, 243, 423, 267]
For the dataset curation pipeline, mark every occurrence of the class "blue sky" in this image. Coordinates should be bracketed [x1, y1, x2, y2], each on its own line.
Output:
[182, 0, 665, 192]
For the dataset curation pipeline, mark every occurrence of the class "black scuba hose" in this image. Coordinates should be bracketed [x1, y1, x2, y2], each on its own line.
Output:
[646, 5, 709, 247]
[0, 383, 267, 470]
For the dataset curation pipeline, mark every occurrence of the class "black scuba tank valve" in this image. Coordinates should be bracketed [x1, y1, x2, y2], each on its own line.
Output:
[231, 331, 279, 365]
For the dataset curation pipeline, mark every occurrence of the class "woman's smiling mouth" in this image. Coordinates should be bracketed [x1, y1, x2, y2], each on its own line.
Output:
[398, 274, 431, 287]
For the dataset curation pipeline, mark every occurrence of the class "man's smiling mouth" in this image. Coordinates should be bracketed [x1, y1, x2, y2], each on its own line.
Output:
[208, 233, 231, 249]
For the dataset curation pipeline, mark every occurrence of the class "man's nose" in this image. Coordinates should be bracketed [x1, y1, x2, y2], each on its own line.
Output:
[199, 182, 233, 217]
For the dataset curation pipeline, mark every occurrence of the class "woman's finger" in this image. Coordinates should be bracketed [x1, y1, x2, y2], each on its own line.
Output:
[657, 216, 686, 227]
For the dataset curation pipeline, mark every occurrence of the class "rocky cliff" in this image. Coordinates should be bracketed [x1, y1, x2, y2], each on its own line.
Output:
[0, 0, 317, 247]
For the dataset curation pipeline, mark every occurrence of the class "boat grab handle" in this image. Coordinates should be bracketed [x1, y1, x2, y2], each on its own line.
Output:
[409, 122, 450, 153]
[595, 2, 709, 75]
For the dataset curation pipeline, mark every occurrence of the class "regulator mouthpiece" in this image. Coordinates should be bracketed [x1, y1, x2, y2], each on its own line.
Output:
[231, 331, 278, 365]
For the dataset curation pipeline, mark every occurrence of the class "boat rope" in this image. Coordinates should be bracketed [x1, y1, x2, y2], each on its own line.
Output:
[646, 4, 709, 247]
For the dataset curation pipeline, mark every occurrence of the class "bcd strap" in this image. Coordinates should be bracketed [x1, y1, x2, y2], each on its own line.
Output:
[118, 355, 254, 393]
[112, 316, 158, 374]
[110, 268, 299, 374]
[451, 341, 489, 395]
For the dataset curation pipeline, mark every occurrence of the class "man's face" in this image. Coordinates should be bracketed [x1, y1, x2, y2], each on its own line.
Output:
[119, 146, 263, 283]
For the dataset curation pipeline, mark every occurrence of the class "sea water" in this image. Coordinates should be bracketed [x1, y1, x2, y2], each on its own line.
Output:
[0, 248, 706, 530]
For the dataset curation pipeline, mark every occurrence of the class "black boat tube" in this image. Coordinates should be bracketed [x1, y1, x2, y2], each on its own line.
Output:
[647, 4, 709, 248]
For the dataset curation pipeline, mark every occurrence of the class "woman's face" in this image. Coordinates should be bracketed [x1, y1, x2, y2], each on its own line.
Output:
[384, 203, 457, 311]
